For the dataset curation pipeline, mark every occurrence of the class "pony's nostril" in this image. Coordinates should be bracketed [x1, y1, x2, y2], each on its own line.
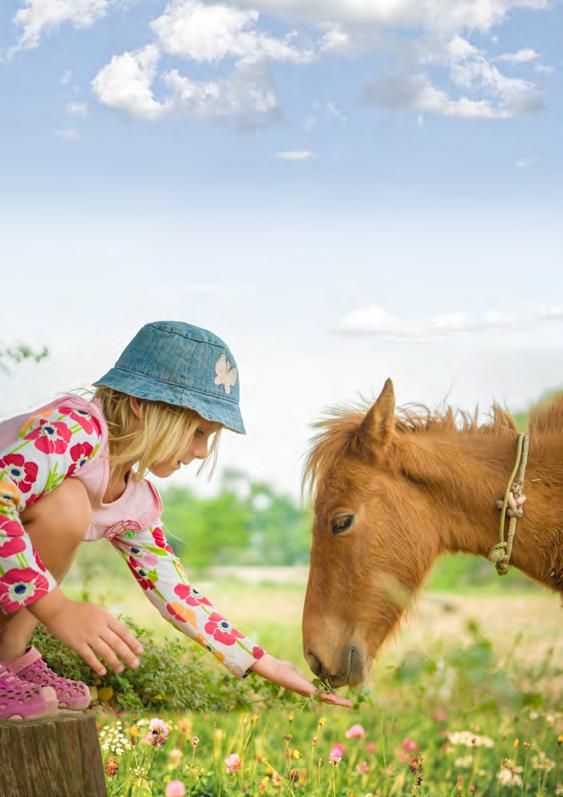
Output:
[307, 651, 325, 678]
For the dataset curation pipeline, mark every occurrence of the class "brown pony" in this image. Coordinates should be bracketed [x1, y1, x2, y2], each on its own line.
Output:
[301, 379, 562, 687]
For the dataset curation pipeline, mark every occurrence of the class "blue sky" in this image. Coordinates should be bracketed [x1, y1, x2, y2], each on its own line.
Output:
[1, 0, 562, 497]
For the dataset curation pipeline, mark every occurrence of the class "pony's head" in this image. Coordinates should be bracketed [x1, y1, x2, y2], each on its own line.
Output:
[301, 378, 518, 687]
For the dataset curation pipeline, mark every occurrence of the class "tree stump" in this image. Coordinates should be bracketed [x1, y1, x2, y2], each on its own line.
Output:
[0, 709, 107, 797]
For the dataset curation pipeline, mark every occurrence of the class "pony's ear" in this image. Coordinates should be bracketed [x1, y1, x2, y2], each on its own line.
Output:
[359, 378, 396, 448]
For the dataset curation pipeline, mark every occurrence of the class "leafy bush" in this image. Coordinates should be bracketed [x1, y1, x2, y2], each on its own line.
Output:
[31, 617, 299, 714]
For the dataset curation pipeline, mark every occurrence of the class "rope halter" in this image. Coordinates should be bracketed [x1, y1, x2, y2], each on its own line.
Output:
[488, 432, 530, 576]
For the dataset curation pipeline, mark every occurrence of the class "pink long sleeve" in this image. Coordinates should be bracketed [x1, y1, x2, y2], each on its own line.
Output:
[0, 403, 102, 614]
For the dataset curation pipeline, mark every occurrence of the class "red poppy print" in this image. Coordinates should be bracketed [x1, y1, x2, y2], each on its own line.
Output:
[34, 548, 47, 573]
[0, 517, 26, 558]
[24, 419, 71, 455]
[57, 406, 102, 437]
[0, 453, 38, 494]
[151, 526, 173, 553]
[174, 583, 211, 607]
[127, 555, 155, 591]
[204, 612, 245, 647]
[66, 441, 94, 477]
[0, 567, 49, 614]
[252, 645, 265, 660]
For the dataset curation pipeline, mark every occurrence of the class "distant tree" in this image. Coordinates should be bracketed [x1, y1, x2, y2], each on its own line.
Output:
[0, 342, 48, 374]
[512, 387, 563, 431]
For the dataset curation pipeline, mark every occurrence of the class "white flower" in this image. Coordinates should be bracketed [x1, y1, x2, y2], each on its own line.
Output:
[531, 752, 555, 771]
[447, 731, 494, 748]
[497, 767, 523, 786]
[214, 353, 238, 395]
[454, 755, 473, 769]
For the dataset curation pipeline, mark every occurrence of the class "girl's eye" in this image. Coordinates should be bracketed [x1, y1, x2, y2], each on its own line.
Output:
[331, 514, 354, 534]
[195, 430, 205, 437]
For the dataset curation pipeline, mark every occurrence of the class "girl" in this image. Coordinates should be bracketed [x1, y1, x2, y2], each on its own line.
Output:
[0, 321, 351, 720]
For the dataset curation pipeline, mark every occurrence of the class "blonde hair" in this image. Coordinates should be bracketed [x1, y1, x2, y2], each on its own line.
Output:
[66, 386, 221, 482]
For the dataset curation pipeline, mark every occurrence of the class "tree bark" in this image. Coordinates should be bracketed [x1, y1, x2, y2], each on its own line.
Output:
[0, 709, 107, 797]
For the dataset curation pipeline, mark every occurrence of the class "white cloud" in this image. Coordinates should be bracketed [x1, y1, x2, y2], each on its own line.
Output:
[275, 150, 315, 160]
[231, 0, 550, 34]
[53, 127, 79, 139]
[165, 59, 279, 124]
[534, 63, 554, 74]
[10, 0, 111, 54]
[336, 305, 515, 340]
[514, 156, 538, 168]
[92, 44, 173, 121]
[67, 101, 88, 116]
[61, 69, 72, 85]
[364, 35, 543, 119]
[537, 305, 563, 321]
[496, 48, 539, 63]
[151, 0, 314, 64]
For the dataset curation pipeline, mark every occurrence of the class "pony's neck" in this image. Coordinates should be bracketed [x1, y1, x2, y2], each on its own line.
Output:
[394, 432, 524, 562]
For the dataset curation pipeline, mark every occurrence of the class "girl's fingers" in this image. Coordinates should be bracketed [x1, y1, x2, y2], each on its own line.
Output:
[78, 643, 107, 676]
[89, 637, 125, 674]
[108, 615, 144, 656]
[101, 627, 140, 669]
[319, 692, 353, 708]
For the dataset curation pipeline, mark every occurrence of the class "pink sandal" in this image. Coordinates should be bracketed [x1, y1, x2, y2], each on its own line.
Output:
[0, 661, 58, 721]
[6, 646, 91, 710]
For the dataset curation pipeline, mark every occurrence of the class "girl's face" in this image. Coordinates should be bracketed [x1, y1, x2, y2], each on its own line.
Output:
[150, 417, 219, 478]
[129, 397, 220, 479]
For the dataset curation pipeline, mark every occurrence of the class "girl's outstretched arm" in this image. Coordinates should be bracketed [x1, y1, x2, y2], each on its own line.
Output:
[0, 403, 102, 615]
[110, 523, 353, 706]
[109, 523, 265, 679]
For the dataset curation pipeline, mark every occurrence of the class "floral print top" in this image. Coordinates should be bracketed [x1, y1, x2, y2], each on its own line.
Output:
[0, 397, 265, 680]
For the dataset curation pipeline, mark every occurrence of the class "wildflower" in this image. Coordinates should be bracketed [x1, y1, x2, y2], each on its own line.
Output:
[146, 718, 169, 747]
[454, 755, 473, 769]
[292, 750, 301, 760]
[98, 723, 131, 756]
[433, 709, 448, 722]
[329, 743, 345, 762]
[312, 736, 319, 747]
[365, 742, 376, 753]
[497, 767, 523, 787]
[178, 718, 192, 735]
[558, 735, 563, 746]
[356, 761, 369, 774]
[214, 728, 223, 740]
[416, 775, 423, 786]
[288, 769, 299, 782]
[531, 752, 555, 771]
[225, 753, 241, 773]
[447, 731, 494, 748]
[346, 724, 366, 739]
[318, 717, 326, 728]
[165, 781, 186, 797]
[513, 738, 519, 748]
[104, 756, 119, 777]
[130, 726, 139, 738]
[402, 738, 418, 752]
[168, 748, 183, 768]
[191, 736, 200, 748]
[469, 787, 476, 795]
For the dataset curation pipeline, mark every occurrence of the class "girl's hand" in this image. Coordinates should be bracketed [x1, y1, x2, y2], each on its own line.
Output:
[249, 653, 353, 708]
[32, 591, 143, 675]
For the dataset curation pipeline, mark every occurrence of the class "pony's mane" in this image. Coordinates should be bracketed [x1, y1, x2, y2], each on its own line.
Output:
[302, 393, 562, 501]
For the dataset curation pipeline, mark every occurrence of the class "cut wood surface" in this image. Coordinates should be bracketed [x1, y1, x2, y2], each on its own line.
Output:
[0, 709, 107, 797]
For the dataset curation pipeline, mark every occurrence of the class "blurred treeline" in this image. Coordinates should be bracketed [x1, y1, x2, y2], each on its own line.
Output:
[161, 468, 310, 567]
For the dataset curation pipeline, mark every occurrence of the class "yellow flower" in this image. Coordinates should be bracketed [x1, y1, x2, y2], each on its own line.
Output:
[292, 750, 301, 760]
[513, 739, 520, 748]
[98, 687, 113, 702]
[318, 717, 326, 728]
[130, 727, 139, 738]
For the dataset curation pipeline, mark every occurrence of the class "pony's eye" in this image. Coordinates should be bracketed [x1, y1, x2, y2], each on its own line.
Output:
[331, 514, 354, 534]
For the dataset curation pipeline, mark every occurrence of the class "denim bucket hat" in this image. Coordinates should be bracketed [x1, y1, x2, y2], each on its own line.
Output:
[93, 321, 245, 434]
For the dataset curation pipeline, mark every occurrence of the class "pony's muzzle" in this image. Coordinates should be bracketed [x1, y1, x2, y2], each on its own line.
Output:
[305, 645, 366, 688]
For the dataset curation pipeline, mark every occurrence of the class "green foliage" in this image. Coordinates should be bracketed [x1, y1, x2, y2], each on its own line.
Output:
[512, 387, 563, 431]
[161, 468, 311, 567]
[0, 342, 49, 374]
[30, 617, 299, 714]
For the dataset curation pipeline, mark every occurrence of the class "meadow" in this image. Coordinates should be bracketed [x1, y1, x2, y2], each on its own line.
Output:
[34, 543, 562, 797]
